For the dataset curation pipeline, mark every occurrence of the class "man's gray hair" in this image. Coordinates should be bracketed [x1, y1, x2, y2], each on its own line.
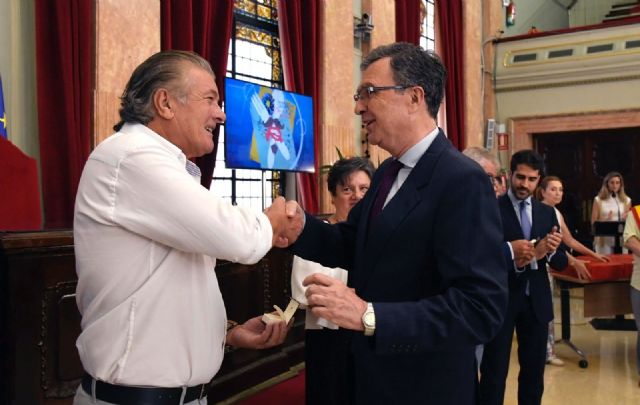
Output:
[114, 50, 214, 131]
[463, 146, 500, 169]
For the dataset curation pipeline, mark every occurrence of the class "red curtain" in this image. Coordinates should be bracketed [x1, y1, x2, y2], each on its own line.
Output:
[395, 0, 421, 44]
[35, 0, 93, 229]
[161, 0, 234, 189]
[436, 0, 465, 150]
[278, 0, 320, 214]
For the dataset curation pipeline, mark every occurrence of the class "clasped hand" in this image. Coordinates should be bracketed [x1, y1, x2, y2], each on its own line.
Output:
[534, 226, 562, 260]
[512, 226, 563, 267]
[264, 196, 304, 247]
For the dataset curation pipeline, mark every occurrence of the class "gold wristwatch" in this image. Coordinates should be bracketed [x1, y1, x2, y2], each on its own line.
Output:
[362, 302, 376, 336]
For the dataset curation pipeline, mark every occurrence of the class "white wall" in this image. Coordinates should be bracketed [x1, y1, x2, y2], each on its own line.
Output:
[494, 23, 640, 129]
[503, 0, 569, 36]
[569, 0, 625, 27]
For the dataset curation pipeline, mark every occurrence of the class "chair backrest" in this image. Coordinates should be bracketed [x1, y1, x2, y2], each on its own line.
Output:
[0, 137, 42, 230]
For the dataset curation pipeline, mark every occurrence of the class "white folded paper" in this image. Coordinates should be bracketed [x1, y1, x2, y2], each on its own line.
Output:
[262, 298, 299, 324]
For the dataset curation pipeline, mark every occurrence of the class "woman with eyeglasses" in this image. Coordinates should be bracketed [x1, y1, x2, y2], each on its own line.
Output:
[291, 156, 374, 405]
[537, 175, 608, 366]
[591, 171, 632, 254]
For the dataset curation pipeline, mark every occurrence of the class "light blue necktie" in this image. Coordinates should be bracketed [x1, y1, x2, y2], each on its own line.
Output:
[519, 200, 531, 240]
[519, 199, 534, 295]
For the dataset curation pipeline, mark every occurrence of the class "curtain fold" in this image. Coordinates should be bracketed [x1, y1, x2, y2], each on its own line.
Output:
[161, 0, 234, 189]
[435, 0, 465, 150]
[395, 0, 421, 44]
[278, 0, 320, 214]
[35, 0, 93, 228]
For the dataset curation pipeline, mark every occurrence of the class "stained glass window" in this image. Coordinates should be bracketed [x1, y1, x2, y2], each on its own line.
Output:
[420, 0, 436, 51]
[210, 0, 282, 210]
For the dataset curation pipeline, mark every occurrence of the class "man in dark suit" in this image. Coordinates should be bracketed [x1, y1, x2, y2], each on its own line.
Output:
[290, 43, 508, 404]
[478, 149, 567, 405]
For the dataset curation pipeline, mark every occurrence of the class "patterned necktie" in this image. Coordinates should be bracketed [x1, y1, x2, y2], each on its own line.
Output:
[519, 200, 531, 240]
[369, 159, 404, 222]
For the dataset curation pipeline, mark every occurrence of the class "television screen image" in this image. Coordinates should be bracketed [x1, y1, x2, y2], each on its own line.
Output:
[224, 77, 315, 173]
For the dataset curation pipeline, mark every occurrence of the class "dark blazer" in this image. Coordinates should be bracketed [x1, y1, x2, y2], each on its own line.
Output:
[292, 132, 508, 404]
[498, 194, 568, 323]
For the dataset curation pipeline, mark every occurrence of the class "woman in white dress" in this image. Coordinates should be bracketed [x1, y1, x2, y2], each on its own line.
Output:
[591, 171, 632, 254]
[290, 157, 374, 405]
[538, 176, 608, 366]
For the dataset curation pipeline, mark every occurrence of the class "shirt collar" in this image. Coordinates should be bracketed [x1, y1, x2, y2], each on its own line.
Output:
[396, 127, 440, 168]
[120, 122, 187, 165]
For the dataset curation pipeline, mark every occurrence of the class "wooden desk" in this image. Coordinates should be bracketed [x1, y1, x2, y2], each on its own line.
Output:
[552, 272, 632, 317]
[550, 272, 632, 368]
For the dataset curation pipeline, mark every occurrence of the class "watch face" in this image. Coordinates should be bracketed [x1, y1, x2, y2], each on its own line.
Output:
[364, 312, 375, 326]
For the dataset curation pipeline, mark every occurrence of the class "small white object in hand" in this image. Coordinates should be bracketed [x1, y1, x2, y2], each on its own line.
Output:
[262, 298, 299, 324]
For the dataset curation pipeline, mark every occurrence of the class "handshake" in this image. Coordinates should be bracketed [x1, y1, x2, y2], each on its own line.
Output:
[263, 196, 305, 248]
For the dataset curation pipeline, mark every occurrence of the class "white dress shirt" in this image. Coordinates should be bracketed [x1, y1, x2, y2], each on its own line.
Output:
[74, 123, 273, 387]
[385, 127, 440, 207]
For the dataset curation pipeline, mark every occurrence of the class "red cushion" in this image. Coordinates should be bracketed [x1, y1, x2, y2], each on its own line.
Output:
[559, 254, 633, 281]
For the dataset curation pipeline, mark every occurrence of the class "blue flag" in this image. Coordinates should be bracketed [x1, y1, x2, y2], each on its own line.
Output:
[0, 76, 7, 138]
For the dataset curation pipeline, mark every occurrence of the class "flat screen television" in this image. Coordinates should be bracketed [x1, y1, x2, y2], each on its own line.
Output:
[224, 77, 315, 173]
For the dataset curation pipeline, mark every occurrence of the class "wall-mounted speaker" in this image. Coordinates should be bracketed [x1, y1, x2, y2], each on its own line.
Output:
[485, 118, 496, 150]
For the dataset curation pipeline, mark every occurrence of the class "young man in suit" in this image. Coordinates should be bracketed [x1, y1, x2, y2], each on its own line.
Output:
[289, 43, 508, 404]
[478, 149, 567, 405]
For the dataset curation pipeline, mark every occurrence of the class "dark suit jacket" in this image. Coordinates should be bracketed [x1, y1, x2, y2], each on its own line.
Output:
[498, 194, 568, 323]
[292, 132, 508, 404]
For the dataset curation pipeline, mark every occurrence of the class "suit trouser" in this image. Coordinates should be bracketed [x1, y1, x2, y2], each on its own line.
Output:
[478, 293, 547, 405]
[304, 328, 352, 405]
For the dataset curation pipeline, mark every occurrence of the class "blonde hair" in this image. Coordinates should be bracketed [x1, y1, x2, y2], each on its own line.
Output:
[596, 171, 628, 201]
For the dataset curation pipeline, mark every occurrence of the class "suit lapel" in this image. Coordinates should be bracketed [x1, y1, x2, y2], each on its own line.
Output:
[530, 199, 546, 240]
[354, 131, 449, 292]
[499, 194, 524, 240]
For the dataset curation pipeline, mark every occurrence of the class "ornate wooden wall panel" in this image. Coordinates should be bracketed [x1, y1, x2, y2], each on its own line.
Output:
[0, 231, 304, 405]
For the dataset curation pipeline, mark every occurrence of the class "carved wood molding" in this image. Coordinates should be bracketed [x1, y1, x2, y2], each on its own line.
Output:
[40, 281, 81, 398]
[509, 108, 640, 151]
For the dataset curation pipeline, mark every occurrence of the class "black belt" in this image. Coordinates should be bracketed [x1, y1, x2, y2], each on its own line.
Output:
[81, 373, 207, 405]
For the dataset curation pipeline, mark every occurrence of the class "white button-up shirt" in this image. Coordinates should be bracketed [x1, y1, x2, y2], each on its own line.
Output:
[74, 123, 273, 387]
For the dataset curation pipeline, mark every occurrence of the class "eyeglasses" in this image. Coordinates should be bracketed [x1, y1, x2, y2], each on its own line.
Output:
[488, 174, 502, 185]
[353, 85, 410, 102]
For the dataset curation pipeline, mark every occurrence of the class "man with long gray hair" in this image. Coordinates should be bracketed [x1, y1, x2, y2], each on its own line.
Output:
[73, 50, 302, 404]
